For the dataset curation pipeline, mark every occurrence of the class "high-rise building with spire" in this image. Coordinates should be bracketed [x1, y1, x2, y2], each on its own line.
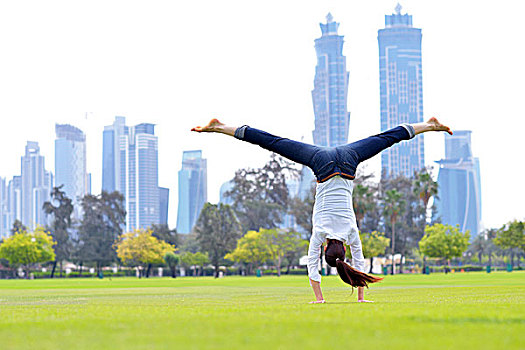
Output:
[378, 4, 425, 177]
[312, 13, 350, 147]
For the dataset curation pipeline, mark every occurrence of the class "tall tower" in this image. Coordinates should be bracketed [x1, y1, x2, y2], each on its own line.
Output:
[102, 116, 126, 193]
[378, 4, 424, 177]
[20, 141, 53, 230]
[177, 150, 207, 234]
[7, 176, 22, 233]
[0, 177, 8, 238]
[55, 124, 88, 219]
[434, 131, 482, 237]
[102, 117, 160, 231]
[312, 13, 350, 147]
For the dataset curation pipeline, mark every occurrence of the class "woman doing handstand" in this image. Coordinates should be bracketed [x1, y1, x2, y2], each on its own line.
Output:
[192, 118, 452, 303]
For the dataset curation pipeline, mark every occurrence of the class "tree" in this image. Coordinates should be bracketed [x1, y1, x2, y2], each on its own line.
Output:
[359, 231, 390, 273]
[419, 223, 470, 267]
[77, 191, 126, 274]
[43, 185, 74, 278]
[353, 183, 376, 229]
[288, 183, 315, 239]
[163, 252, 180, 278]
[10, 220, 27, 235]
[225, 230, 271, 274]
[382, 189, 405, 274]
[494, 220, 525, 268]
[260, 228, 307, 277]
[382, 174, 427, 274]
[192, 252, 209, 276]
[116, 229, 175, 278]
[226, 154, 298, 232]
[282, 231, 309, 274]
[151, 224, 179, 246]
[180, 251, 210, 276]
[194, 203, 242, 278]
[0, 227, 55, 278]
[468, 230, 499, 265]
[413, 169, 438, 223]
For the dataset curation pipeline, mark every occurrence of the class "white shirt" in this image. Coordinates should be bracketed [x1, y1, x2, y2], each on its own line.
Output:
[307, 176, 365, 282]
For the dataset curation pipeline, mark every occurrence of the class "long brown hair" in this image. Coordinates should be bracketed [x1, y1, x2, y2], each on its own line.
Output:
[325, 239, 383, 288]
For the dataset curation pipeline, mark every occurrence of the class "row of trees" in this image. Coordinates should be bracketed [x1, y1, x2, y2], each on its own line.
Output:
[1, 155, 523, 278]
[0, 187, 179, 278]
[199, 156, 523, 274]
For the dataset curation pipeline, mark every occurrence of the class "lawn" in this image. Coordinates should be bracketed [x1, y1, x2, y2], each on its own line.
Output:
[0, 271, 523, 350]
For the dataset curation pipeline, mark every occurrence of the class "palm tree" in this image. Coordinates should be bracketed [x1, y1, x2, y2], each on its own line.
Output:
[413, 170, 438, 223]
[353, 183, 376, 229]
[163, 252, 180, 278]
[383, 189, 405, 275]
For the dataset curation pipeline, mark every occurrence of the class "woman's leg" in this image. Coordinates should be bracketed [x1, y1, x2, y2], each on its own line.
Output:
[338, 117, 452, 164]
[192, 119, 320, 167]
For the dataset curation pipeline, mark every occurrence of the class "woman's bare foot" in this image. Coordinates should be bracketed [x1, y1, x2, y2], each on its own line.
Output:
[191, 118, 225, 132]
[191, 119, 237, 136]
[427, 117, 453, 135]
[412, 117, 453, 135]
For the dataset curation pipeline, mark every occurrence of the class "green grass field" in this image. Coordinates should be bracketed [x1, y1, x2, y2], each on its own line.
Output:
[1, 272, 524, 350]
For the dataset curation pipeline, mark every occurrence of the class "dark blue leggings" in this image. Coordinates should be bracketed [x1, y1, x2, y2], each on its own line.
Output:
[235, 124, 415, 182]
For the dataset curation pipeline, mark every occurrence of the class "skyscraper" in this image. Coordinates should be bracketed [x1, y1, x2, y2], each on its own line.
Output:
[7, 176, 22, 232]
[0, 177, 8, 238]
[102, 116, 126, 193]
[102, 117, 160, 231]
[20, 141, 53, 230]
[55, 124, 88, 219]
[378, 4, 424, 177]
[434, 131, 482, 237]
[159, 187, 169, 226]
[177, 150, 207, 234]
[312, 13, 350, 147]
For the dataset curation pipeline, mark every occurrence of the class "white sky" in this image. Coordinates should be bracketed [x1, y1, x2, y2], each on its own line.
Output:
[0, 0, 523, 231]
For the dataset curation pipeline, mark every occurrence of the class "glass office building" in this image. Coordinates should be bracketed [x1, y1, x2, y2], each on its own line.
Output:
[311, 13, 350, 147]
[102, 117, 160, 231]
[20, 142, 53, 230]
[378, 5, 425, 177]
[55, 124, 88, 219]
[177, 150, 207, 234]
[435, 131, 482, 237]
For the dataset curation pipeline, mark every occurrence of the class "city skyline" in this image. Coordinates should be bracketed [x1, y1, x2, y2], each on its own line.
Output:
[0, 1, 523, 231]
